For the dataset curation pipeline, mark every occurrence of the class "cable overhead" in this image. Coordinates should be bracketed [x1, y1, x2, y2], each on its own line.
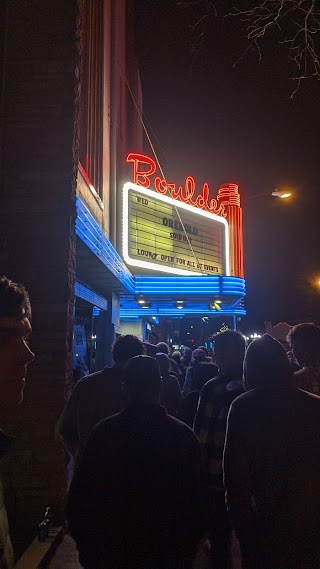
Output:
[125, 76, 205, 273]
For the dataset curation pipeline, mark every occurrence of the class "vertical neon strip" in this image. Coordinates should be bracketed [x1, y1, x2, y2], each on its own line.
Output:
[218, 183, 244, 279]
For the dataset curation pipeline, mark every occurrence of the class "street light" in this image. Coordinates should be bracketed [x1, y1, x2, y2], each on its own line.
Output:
[272, 189, 292, 199]
[245, 188, 292, 203]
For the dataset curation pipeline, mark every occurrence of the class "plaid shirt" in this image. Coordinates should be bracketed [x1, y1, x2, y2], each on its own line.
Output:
[194, 372, 244, 492]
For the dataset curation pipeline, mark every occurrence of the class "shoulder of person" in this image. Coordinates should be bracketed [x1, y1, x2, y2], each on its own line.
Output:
[168, 373, 180, 383]
[294, 367, 307, 377]
[199, 374, 221, 393]
[89, 409, 124, 437]
[296, 387, 320, 403]
[228, 389, 258, 411]
[77, 367, 113, 388]
[166, 413, 198, 437]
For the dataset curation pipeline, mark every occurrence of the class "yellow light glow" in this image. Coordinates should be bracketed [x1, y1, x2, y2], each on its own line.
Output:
[280, 193, 291, 199]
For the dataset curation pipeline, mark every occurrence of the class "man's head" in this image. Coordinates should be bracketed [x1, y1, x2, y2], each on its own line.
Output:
[112, 335, 144, 366]
[171, 350, 181, 363]
[213, 330, 246, 374]
[0, 276, 35, 406]
[155, 342, 169, 355]
[155, 352, 170, 375]
[192, 348, 206, 366]
[123, 355, 162, 405]
[244, 334, 293, 391]
[287, 323, 320, 367]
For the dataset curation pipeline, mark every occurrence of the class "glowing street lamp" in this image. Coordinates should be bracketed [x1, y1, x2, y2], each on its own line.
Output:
[272, 189, 292, 199]
[314, 277, 320, 289]
[245, 189, 292, 204]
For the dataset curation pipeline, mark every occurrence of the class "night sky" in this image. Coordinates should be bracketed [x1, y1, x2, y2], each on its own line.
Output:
[133, 0, 320, 329]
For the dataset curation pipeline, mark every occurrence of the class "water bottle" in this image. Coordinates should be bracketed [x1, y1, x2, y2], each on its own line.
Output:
[38, 521, 47, 542]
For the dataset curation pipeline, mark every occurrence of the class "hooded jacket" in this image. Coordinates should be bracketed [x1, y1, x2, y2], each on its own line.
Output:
[224, 335, 320, 569]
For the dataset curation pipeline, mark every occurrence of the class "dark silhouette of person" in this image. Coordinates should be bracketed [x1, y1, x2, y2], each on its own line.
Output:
[180, 346, 192, 369]
[57, 335, 144, 455]
[287, 322, 320, 395]
[171, 350, 185, 388]
[0, 276, 35, 568]
[67, 355, 208, 569]
[155, 352, 182, 416]
[194, 330, 245, 569]
[182, 348, 207, 396]
[156, 341, 181, 380]
[178, 362, 218, 428]
[224, 334, 320, 569]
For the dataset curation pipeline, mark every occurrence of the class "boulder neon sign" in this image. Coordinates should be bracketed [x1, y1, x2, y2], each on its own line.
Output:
[127, 152, 227, 217]
[126, 152, 244, 279]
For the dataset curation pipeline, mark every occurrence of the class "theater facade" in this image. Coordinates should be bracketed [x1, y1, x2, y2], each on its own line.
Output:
[119, 152, 245, 332]
[76, 150, 246, 348]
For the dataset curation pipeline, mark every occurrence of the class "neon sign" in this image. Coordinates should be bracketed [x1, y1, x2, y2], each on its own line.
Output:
[127, 152, 227, 217]
[125, 152, 244, 279]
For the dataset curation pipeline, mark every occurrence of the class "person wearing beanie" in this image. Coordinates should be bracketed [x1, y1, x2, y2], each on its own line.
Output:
[224, 334, 320, 569]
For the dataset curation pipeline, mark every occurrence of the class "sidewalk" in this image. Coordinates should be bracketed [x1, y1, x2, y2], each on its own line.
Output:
[48, 533, 242, 569]
[48, 535, 81, 569]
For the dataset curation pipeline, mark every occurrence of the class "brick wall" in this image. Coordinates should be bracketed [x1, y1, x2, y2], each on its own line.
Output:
[0, 0, 80, 557]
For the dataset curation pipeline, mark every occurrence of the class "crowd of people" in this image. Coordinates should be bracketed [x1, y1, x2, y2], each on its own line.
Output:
[1, 275, 320, 568]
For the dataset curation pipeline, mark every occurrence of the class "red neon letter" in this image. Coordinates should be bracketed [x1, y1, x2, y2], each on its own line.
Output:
[126, 153, 156, 188]
[155, 177, 168, 194]
[185, 176, 197, 205]
[195, 182, 210, 210]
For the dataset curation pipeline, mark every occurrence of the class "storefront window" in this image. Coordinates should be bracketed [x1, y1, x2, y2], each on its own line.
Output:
[73, 298, 104, 382]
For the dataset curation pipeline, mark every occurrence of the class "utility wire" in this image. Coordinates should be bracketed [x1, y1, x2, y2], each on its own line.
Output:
[125, 76, 204, 272]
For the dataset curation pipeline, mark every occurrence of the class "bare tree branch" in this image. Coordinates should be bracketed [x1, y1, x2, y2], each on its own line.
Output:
[230, 0, 320, 95]
[179, 0, 320, 95]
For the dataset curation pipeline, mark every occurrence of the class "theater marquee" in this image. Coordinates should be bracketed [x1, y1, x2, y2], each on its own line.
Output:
[123, 182, 230, 276]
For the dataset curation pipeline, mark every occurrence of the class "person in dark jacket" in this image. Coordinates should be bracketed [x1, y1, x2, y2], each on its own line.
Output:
[155, 341, 181, 379]
[67, 355, 208, 569]
[182, 348, 207, 396]
[156, 352, 182, 416]
[172, 350, 185, 388]
[224, 334, 320, 569]
[180, 346, 192, 369]
[178, 362, 218, 428]
[0, 276, 35, 569]
[194, 330, 245, 569]
[57, 335, 144, 455]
